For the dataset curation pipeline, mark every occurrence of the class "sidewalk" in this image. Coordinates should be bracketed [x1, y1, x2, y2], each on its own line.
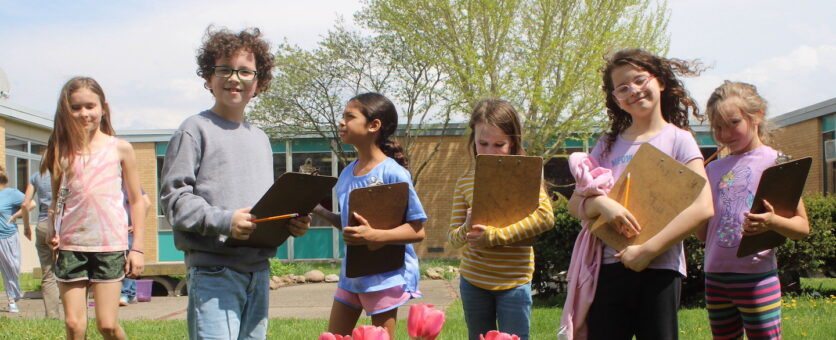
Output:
[2, 278, 460, 320]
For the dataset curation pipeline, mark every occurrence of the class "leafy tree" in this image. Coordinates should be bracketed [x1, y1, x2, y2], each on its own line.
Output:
[359, 0, 670, 157]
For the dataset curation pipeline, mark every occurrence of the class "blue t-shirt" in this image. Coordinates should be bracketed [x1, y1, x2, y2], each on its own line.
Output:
[0, 188, 25, 239]
[336, 157, 427, 293]
[30, 172, 52, 222]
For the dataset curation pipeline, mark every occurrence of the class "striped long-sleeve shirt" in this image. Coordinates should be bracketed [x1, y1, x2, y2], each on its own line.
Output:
[447, 171, 555, 290]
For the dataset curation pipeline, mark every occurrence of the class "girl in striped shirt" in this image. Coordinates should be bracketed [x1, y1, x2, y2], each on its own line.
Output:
[447, 99, 555, 340]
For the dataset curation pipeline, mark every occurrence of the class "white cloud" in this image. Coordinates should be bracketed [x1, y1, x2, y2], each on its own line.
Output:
[683, 44, 836, 117]
[0, 0, 364, 129]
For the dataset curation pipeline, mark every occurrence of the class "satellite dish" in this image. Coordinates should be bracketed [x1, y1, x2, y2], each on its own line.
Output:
[0, 67, 9, 100]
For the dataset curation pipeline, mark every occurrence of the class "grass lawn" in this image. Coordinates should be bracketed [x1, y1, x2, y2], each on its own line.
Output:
[2, 279, 835, 339]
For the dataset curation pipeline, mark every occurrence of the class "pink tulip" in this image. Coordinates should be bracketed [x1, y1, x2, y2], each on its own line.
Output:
[319, 332, 351, 340]
[407, 304, 445, 340]
[480, 330, 521, 340]
[351, 325, 390, 340]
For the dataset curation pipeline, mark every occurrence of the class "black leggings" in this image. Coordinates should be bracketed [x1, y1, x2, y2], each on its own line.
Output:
[587, 263, 682, 340]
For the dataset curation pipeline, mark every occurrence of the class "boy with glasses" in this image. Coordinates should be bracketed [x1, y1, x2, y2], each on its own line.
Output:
[160, 27, 311, 340]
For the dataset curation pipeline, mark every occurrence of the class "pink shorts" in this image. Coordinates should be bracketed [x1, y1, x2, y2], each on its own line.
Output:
[334, 286, 421, 316]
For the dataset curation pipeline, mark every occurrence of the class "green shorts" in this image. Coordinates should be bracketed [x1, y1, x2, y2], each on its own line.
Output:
[55, 250, 126, 283]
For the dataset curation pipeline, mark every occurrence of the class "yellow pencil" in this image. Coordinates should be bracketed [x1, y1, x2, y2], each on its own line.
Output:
[251, 213, 300, 223]
[624, 172, 631, 208]
[704, 146, 725, 165]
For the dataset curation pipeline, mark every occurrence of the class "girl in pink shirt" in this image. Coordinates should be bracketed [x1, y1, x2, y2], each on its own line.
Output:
[44, 77, 147, 340]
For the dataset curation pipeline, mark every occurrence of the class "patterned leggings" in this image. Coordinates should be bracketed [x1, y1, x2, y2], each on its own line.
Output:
[705, 271, 782, 340]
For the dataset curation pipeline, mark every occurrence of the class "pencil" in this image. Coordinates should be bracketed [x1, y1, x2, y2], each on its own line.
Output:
[251, 213, 300, 223]
[704, 146, 725, 165]
[624, 172, 631, 208]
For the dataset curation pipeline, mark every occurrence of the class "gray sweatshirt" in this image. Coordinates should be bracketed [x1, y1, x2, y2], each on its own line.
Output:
[160, 110, 275, 272]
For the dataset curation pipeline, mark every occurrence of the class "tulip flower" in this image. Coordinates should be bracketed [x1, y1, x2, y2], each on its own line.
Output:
[319, 332, 351, 340]
[407, 304, 445, 340]
[480, 330, 521, 340]
[351, 325, 390, 340]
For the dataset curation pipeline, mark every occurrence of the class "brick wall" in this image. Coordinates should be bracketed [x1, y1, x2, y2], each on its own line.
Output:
[405, 135, 472, 258]
[771, 119, 821, 194]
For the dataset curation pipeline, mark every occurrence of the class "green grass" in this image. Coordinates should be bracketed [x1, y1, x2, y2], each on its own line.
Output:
[2, 284, 835, 339]
[269, 259, 342, 277]
[0, 272, 40, 292]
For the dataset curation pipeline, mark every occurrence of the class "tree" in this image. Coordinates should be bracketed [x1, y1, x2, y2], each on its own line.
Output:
[250, 23, 455, 185]
[358, 0, 670, 157]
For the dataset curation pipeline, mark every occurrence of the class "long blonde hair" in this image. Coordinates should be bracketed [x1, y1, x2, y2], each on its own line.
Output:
[41, 77, 115, 201]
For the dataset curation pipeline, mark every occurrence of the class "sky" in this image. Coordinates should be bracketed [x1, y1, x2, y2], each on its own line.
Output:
[1, 0, 835, 130]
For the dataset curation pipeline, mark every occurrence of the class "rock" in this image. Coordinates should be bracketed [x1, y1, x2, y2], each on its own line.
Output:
[426, 268, 443, 280]
[325, 274, 339, 283]
[269, 280, 281, 290]
[446, 266, 458, 273]
[280, 275, 294, 284]
[271, 276, 281, 283]
[294, 275, 307, 284]
[304, 270, 325, 282]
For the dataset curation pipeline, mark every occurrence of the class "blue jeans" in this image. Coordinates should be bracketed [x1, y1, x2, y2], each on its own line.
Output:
[187, 266, 269, 340]
[459, 278, 532, 340]
[121, 233, 135, 298]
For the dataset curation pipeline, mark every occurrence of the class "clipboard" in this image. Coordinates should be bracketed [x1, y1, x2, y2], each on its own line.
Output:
[737, 157, 812, 257]
[226, 172, 337, 248]
[345, 182, 409, 278]
[472, 154, 543, 246]
[589, 143, 706, 251]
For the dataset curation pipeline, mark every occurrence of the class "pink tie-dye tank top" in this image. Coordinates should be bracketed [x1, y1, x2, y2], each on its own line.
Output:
[59, 136, 128, 252]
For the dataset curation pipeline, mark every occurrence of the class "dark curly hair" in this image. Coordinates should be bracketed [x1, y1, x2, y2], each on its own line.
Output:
[196, 26, 275, 95]
[600, 49, 704, 158]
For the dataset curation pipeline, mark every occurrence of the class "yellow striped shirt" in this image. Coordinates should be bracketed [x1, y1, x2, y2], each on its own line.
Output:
[447, 171, 555, 290]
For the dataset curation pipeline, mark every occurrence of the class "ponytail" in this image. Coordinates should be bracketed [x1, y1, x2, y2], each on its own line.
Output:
[379, 138, 408, 168]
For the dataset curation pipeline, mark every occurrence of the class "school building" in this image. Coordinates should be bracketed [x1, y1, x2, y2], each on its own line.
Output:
[3, 94, 833, 271]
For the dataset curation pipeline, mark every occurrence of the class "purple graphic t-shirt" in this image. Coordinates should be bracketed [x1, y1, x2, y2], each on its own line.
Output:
[704, 145, 779, 273]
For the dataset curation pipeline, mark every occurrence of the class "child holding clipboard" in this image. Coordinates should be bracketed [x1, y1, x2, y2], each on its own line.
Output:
[565, 49, 714, 339]
[446, 99, 555, 340]
[311, 93, 427, 339]
[697, 81, 810, 340]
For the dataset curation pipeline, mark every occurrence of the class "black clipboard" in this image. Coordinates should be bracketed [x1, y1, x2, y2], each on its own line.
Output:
[226, 172, 337, 248]
[345, 182, 409, 278]
[737, 157, 812, 257]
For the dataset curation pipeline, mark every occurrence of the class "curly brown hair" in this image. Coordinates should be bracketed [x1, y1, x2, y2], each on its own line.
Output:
[600, 49, 705, 158]
[196, 26, 275, 95]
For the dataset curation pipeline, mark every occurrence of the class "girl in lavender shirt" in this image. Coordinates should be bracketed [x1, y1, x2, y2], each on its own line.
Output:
[697, 81, 809, 340]
[567, 49, 714, 339]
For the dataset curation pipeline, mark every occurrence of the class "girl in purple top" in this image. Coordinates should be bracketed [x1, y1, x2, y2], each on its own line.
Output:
[567, 49, 714, 339]
[697, 81, 809, 340]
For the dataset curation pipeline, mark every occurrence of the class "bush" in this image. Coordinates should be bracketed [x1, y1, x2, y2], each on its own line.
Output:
[532, 196, 581, 298]
[535, 194, 836, 306]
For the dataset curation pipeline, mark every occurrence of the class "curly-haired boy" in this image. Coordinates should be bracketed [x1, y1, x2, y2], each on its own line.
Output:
[160, 27, 311, 340]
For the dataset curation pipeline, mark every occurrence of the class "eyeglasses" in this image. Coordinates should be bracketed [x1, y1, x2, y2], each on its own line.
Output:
[612, 74, 655, 101]
[210, 66, 258, 82]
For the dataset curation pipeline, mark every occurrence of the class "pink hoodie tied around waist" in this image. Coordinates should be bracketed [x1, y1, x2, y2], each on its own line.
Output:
[557, 153, 614, 340]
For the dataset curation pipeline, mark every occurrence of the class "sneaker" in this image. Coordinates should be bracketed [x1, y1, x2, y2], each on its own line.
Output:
[119, 296, 129, 306]
[128, 296, 138, 304]
[8, 301, 19, 313]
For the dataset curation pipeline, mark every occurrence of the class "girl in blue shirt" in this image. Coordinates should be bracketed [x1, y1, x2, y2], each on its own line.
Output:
[313, 92, 427, 339]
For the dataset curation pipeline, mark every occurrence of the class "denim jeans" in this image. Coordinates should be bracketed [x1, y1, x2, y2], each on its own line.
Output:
[187, 266, 269, 340]
[121, 232, 135, 298]
[459, 278, 532, 340]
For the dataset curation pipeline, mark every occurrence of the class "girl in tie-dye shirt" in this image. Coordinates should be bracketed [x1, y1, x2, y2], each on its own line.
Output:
[43, 77, 148, 340]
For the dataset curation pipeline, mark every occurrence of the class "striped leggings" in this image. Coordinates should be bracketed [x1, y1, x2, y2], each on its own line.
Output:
[705, 271, 782, 340]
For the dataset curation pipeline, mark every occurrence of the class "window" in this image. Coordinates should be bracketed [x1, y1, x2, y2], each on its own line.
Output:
[4, 136, 46, 223]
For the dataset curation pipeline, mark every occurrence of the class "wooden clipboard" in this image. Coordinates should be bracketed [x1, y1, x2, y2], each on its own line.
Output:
[471, 155, 544, 246]
[345, 182, 409, 278]
[589, 143, 706, 251]
[737, 157, 812, 257]
[226, 172, 337, 248]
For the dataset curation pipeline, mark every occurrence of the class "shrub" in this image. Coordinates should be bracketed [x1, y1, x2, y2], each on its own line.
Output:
[532, 196, 581, 298]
